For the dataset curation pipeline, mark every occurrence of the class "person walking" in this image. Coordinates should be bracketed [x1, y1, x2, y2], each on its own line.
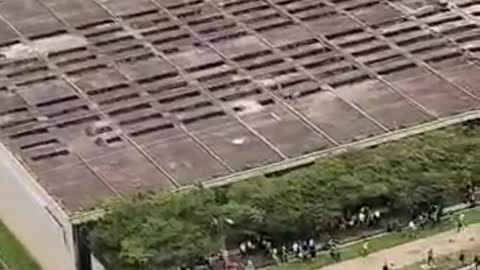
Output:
[457, 215, 465, 232]
[382, 261, 389, 270]
[459, 213, 466, 227]
[280, 245, 288, 263]
[427, 248, 435, 266]
[459, 251, 466, 266]
[359, 211, 366, 223]
[247, 240, 255, 252]
[418, 214, 426, 230]
[328, 238, 340, 261]
[329, 246, 341, 262]
[271, 248, 280, 265]
[239, 242, 247, 257]
[474, 255, 479, 270]
[374, 210, 381, 223]
[432, 204, 443, 225]
[362, 241, 370, 257]
[292, 242, 299, 257]
[302, 241, 309, 260]
[408, 220, 417, 238]
[298, 247, 305, 261]
[245, 260, 255, 270]
[309, 238, 317, 258]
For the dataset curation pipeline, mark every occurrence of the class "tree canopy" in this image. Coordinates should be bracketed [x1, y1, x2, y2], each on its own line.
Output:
[88, 122, 480, 270]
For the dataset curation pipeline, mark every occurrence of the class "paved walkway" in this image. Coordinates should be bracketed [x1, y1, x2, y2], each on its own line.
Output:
[320, 224, 480, 270]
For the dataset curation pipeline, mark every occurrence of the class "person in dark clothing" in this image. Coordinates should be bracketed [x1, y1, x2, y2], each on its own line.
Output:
[310, 245, 317, 258]
[427, 248, 435, 266]
[432, 205, 443, 225]
[473, 255, 479, 270]
[329, 247, 341, 262]
[302, 241, 308, 253]
[456, 214, 466, 232]
[309, 239, 317, 258]
[302, 241, 309, 259]
[382, 262, 389, 270]
[335, 249, 341, 261]
[329, 248, 336, 261]
[466, 183, 477, 205]
[395, 222, 402, 232]
[459, 251, 466, 266]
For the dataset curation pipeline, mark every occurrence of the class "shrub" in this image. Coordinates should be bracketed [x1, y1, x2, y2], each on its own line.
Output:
[88, 123, 480, 269]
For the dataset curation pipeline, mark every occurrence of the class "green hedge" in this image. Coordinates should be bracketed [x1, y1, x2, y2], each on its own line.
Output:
[88, 122, 480, 270]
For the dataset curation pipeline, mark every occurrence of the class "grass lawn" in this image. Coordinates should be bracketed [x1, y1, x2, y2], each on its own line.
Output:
[0, 222, 41, 270]
[403, 247, 480, 270]
[264, 207, 480, 270]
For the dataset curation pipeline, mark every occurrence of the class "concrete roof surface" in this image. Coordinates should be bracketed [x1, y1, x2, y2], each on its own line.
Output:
[1, 0, 480, 213]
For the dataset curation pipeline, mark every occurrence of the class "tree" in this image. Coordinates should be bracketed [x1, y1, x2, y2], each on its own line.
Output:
[89, 192, 222, 269]
[88, 122, 480, 270]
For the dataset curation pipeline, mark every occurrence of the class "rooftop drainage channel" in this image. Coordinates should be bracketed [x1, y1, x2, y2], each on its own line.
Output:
[260, 0, 439, 117]
[87, 0, 293, 161]
[26, 0, 244, 177]
[69, 0, 290, 165]
[0, 11, 182, 189]
[204, 0, 392, 131]
[378, 0, 480, 67]
[126, 0, 348, 146]
[321, 0, 480, 101]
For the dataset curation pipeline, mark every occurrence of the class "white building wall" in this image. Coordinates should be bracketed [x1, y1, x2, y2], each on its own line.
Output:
[0, 143, 77, 270]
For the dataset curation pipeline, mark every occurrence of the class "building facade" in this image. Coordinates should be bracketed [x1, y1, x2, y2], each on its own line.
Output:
[0, 143, 77, 270]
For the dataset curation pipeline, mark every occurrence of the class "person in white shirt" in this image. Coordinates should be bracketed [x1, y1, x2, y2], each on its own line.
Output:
[408, 220, 417, 238]
[245, 260, 256, 270]
[292, 242, 299, 257]
[239, 242, 247, 256]
[359, 212, 366, 224]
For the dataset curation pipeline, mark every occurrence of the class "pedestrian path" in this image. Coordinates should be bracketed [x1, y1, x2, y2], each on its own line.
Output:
[320, 224, 480, 270]
[456, 265, 475, 270]
[451, 264, 478, 270]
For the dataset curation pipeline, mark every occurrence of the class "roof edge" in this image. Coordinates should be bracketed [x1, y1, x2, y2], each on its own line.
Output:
[70, 109, 480, 224]
[0, 141, 71, 224]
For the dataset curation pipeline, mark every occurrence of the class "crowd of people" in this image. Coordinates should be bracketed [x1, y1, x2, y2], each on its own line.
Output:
[192, 205, 462, 270]
[225, 207, 388, 269]
[179, 184, 479, 270]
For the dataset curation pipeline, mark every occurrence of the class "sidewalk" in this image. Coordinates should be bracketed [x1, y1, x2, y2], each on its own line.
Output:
[320, 224, 480, 270]
[456, 266, 476, 270]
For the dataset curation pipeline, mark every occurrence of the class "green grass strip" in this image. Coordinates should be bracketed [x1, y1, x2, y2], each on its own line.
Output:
[265, 207, 480, 270]
[0, 222, 41, 270]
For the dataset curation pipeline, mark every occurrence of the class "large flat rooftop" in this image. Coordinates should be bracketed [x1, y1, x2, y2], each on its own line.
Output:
[1, 0, 480, 213]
